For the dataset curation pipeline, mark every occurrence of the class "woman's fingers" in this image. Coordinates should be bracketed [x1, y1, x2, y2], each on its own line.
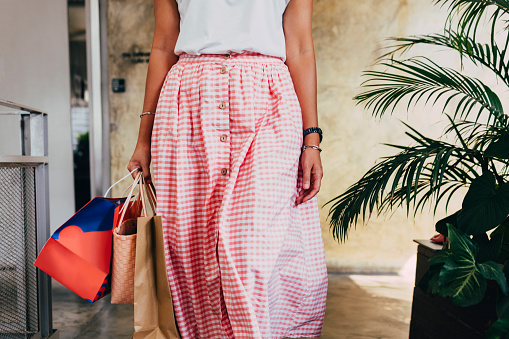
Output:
[142, 164, 152, 184]
[302, 162, 312, 190]
[127, 161, 141, 179]
[127, 161, 152, 184]
[296, 152, 323, 205]
[127, 146, 152, 183]
[301, 172, 321, 203]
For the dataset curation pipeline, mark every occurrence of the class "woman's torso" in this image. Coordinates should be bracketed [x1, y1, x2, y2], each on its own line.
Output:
[174, 0, 290, 61]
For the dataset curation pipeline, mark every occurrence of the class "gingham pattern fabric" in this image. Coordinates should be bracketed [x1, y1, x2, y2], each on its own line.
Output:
[152, 52, 328, 339]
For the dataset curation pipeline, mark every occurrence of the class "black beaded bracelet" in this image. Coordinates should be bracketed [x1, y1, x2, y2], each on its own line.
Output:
[303, 127, 323, 143]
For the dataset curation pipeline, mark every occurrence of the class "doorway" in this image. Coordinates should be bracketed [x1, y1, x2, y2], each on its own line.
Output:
[68, 0, 90, 210]
[67, 0, 110, 210]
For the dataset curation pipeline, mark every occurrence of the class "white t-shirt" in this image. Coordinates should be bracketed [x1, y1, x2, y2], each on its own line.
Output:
[174, 0, 290, 61]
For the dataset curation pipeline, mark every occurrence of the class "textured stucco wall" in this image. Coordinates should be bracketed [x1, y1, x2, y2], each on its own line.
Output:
[108, 0, 465, 272]
[108, 0, 154, 191]
[314, 0, 458, 273]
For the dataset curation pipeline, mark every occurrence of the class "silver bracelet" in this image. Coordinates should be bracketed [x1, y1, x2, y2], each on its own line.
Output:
[140, 112, 155, 118]
[302, 145, 322, 153]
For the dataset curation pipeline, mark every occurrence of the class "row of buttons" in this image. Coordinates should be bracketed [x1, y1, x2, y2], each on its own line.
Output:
[220, 54, 230, 177]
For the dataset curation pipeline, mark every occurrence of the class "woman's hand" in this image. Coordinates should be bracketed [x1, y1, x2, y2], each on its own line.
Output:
[127, 143, 152, 184]
[296, 148, 323, 205]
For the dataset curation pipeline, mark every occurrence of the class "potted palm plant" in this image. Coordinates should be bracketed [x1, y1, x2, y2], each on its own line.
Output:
[326, 0, 509, 337]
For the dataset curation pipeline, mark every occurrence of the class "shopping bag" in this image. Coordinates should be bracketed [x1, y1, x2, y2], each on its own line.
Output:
[34, 195, 125, 303]
[111, 172, 145, 304]
[34, 169, 139, 303]
[132, 186, 180, 338]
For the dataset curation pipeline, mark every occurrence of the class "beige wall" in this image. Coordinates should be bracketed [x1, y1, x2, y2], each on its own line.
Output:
[314, 0, 457, 273]
[0, 0, 75, 231]
[108, 0, 466, 272]
[108, 0, 154, 189]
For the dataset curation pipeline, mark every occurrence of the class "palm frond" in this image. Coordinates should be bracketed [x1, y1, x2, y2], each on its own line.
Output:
[444, 118, 509, 156]
[435, 0, 509, 38]
[380, 31, 509, 88]
[380, 168, 469, 216]
[325, 123, 483, 241]
[355, 57, 507, 127]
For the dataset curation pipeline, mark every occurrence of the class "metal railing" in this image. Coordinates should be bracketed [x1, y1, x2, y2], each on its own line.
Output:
[0, 99, 56, 338]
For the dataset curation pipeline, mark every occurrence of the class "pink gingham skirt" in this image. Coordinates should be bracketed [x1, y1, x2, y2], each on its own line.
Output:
[151, 52, 328, 339]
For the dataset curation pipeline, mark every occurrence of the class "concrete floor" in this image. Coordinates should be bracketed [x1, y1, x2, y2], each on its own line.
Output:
[52, 257, 415, 339]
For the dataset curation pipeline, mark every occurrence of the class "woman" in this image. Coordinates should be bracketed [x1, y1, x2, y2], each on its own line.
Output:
[127, 0, 328, 338]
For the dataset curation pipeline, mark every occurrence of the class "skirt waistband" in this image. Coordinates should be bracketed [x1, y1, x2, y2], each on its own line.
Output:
[177, 52, 285, 64]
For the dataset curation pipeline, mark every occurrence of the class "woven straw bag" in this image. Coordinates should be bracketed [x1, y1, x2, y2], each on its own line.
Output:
[111, 219, 137, 304]
[110, 172, 147, 304]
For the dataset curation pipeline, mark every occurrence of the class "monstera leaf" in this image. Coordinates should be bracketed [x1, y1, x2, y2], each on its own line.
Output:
[491, 222, 509, 263]
[491, 291, 509, 338]
[427, 249, 452, 294]
[439, 225, 486, 306]
[435, 210, 460, 236]
[485, 136, 509, 160]
[472, 233, 503, 263]
[478, 261, 508, 296]
[487, 316, 509, 339]
[438, 225, 508, 307]
[457, 172, 509, 235]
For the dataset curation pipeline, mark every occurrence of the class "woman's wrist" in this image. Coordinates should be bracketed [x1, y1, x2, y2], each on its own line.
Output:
[303, 133, 320, 145]
[303, 127, 322, 143]
[135, 138, 151, 150]
[302, 145, 322, 153]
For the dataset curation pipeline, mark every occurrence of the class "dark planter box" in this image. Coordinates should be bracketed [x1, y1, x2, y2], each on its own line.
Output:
[409, 240, 498, 339]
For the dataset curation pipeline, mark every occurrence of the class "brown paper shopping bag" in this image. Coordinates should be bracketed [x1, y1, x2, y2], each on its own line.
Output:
[132, 214, 180, 339]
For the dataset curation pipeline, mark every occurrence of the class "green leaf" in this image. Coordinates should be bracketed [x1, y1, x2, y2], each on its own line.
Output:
[438, 225, 486, 307]
[498, 295, 509, 319]
[487, 316, 509, 339]
[435, 210, 461, 236]
[326, 125, 476, 241]
[457, 172, 509, 235]
[428, 249, 453, 295]
[492, 223, 509, 263]
[478, 261, 509, 295]
[428, 265, 442, 295]
[429, 249, 453, 267]
[439, 256, 487, 306]
[448, 223, 478, 258]
[486, 136, 509, 159]
[434, 0, 509, 46]
[504, 258, 509, 279]
[473, 232, 503, 263]
[381, 31, 509, 91]
[472, 233, 490, 246]
[355, 57, 506, 126]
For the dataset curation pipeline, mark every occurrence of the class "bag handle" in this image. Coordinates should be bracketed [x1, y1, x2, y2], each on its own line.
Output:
[104, 168, 138, 197]
[139, 175, 148, 217]
[116, 172, 143, 229]
[144, 181, 157, 212]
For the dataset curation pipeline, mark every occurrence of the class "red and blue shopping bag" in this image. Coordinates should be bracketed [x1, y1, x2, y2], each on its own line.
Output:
[34, 170, 140, 303]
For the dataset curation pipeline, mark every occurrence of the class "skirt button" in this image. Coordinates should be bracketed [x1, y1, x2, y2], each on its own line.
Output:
[221, 168, 228, 175]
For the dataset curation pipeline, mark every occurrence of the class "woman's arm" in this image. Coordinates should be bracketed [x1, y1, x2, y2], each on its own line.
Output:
[283, 0, 323, 205]
[127, 0, 180, 183]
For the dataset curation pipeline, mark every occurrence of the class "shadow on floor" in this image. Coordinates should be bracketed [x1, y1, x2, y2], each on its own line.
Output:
[52, 274, 412, 339]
